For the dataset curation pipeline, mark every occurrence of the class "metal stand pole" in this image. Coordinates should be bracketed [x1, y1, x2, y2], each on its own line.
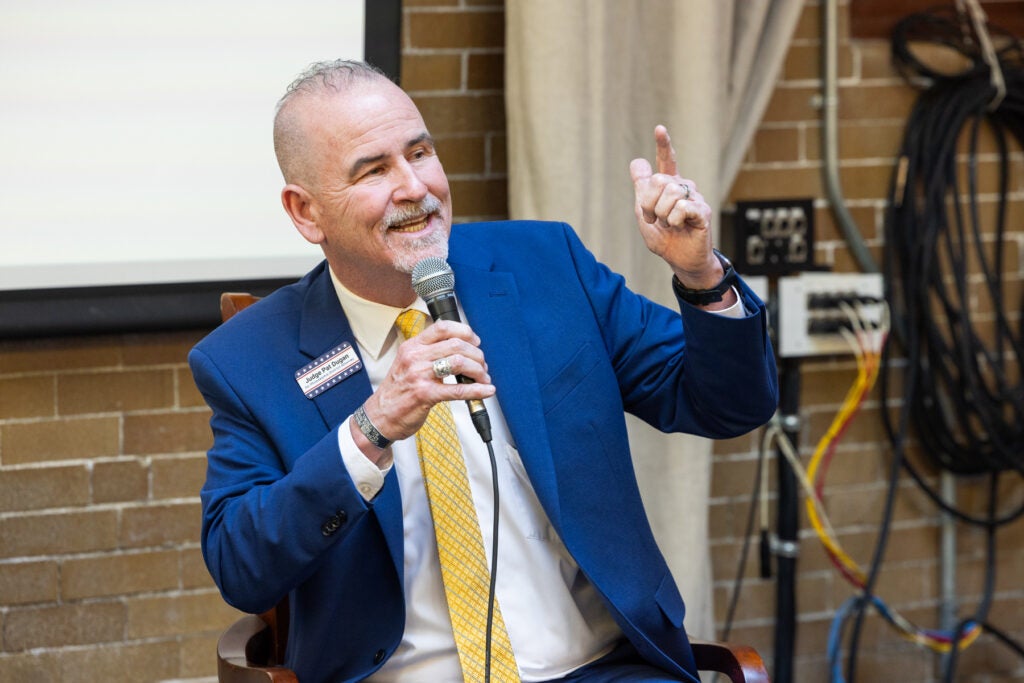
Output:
[773, 357, 801, 683]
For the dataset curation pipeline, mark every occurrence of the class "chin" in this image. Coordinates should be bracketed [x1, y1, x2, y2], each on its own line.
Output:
[389, 232, 449, 274]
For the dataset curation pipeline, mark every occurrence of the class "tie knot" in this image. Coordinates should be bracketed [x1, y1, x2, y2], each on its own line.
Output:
[396, 309, 429, 340]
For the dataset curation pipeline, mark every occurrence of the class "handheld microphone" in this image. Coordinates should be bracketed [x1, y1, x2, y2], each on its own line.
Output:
[411, 257, 493, 443]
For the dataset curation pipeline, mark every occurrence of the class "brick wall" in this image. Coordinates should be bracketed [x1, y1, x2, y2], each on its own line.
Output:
[0, 332, 228, 681]
[2, 1, 1022, 682]
[403, 0, 508, 222]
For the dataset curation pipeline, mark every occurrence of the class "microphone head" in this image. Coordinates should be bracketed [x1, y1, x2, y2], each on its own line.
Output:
[411, 257, 455, 301]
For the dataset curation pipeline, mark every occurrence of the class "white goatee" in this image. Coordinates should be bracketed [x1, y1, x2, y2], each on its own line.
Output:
[382, 195, 448, 273]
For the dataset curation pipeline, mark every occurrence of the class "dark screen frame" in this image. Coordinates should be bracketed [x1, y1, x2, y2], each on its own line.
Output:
[0, 0, 402, 339]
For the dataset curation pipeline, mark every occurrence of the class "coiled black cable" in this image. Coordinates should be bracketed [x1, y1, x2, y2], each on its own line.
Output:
[840, 8, 1024, 682]
[884, 8, 1024, 482]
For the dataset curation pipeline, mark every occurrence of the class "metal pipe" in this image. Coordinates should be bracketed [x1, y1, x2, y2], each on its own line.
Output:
[939, 471, 958, 669]
[822, 0, 879, 274]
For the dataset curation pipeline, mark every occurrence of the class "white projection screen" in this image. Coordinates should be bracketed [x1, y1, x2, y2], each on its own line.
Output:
[0, 0, 400, 337]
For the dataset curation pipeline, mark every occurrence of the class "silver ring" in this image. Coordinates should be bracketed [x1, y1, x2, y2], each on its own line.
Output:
[432, 357, 453, 379]
[680, 183, 692, 201]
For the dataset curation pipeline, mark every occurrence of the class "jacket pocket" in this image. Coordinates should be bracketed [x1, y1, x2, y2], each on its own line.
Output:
[540, 341, 600, 415]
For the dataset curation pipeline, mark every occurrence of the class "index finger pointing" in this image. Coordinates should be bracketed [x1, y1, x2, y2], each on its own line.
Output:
[654, 125, 678, 176]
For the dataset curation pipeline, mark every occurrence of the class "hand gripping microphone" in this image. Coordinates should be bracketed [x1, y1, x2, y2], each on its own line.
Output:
[411, 257, 493, 443]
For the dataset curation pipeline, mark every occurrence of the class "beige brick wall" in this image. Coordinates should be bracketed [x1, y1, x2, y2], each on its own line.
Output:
[404, 0, 508, 222]
[1, 1, 1021, 681]
[0, 331, 232, 681]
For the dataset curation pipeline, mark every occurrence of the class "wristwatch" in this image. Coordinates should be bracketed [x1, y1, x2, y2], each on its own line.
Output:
[672, 249, 737, 306]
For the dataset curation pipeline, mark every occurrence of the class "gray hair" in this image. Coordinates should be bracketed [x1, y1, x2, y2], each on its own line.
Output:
[275, 59, 391, 116]
[273, 60, 393, 185]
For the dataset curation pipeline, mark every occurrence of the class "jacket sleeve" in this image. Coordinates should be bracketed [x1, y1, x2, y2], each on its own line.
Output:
[189, 345, 373, 614]
[559, 222, 779, 438]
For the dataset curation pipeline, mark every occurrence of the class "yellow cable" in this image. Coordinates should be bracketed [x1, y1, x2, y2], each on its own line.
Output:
[788, 302, 983, 653]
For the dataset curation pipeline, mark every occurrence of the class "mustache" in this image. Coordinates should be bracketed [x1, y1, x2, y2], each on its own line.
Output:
[383, 195, 443, 229]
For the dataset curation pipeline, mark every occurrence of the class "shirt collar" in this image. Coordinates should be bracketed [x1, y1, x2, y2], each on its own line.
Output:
[329, 266, 429, 360]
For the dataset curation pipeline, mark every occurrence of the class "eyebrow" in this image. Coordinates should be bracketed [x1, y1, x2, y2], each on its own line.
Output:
[348, 132, 435, 178]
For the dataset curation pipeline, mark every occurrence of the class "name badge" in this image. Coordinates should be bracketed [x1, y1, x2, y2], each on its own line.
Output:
[295, 342, 363, 399]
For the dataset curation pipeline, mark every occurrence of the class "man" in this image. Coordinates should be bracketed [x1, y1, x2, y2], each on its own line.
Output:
[190, 60, 777, 683]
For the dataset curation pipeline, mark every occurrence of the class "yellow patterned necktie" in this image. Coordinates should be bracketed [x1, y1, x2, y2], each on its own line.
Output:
[395, 309, 520, 683]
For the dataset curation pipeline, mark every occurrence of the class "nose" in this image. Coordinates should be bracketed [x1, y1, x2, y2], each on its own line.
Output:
[392, 159, 428, 203]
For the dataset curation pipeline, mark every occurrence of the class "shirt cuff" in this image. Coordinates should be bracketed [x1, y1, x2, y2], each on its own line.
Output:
[337, 416, 391, 501]
[708, 287, 747, 319]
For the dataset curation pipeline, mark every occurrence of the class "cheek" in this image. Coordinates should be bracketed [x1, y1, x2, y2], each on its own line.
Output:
[334, 189, 387, 229]
[433, 180, 453, 214]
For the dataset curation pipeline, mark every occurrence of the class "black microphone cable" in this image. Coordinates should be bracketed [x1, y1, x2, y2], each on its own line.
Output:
[484, 437, 499, 683]
[840, 7, 1024, 681]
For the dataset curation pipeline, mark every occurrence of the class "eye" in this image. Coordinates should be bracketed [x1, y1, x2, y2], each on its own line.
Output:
[411, 145, 434, 161]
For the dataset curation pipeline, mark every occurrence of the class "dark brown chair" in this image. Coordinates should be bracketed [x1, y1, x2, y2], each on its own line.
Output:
[219, 292, 263, 322]
[215, 293, 771, 683]
[217, 607, 295, 683]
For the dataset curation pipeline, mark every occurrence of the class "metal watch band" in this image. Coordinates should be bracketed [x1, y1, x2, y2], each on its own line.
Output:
[353, 405, 392, 449]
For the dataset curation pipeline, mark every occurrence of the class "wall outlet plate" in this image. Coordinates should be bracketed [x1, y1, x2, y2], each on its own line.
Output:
[734, 199, 816, 275]
[777, 272, 885, 357]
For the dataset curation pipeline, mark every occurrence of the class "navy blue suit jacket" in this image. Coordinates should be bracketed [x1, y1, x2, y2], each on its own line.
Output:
[190, 221, 778, 682]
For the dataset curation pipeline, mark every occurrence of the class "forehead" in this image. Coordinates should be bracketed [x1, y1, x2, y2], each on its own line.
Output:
[307, 81, 428, 157]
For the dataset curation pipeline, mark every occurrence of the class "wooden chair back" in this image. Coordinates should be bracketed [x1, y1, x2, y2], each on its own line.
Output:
[219, 292, 262, 322]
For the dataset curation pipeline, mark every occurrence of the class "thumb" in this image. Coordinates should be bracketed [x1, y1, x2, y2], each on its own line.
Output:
[629, 158, 653, 185]
[629, 158, 656, 225]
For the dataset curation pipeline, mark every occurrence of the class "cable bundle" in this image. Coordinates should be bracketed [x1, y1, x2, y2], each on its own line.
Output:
[884, 6, 1024, 481]
[869, 4, 1024, 681]
[759, 305, 986, 679]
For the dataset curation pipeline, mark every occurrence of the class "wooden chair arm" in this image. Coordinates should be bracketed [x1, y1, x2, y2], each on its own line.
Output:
[691, 638, 771, 683]
[217, 615, 299, 683]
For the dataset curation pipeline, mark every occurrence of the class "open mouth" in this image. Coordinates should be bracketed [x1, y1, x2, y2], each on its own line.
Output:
[388, 213, 433, 233]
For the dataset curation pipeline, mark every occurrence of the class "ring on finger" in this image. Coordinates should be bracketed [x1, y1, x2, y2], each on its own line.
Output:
[432, 357, 454, 380]
[679, 183, 692, 201]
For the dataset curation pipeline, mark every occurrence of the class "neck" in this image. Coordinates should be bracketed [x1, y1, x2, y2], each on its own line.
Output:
[369, 285, 418, 309]
[330, 264, 417, 308]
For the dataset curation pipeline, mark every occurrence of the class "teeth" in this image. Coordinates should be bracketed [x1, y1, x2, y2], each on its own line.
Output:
[391, 217, 428, 232]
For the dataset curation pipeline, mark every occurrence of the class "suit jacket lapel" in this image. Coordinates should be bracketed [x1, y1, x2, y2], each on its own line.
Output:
[451, 257, 563, 529]
[297, 265, 405, 573]
[299, 265, 373, 430]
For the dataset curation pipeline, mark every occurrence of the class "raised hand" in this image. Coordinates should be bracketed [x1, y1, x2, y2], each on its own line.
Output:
[629, 125, 722, 290]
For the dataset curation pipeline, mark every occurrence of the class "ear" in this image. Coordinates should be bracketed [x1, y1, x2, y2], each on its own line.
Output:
[281, 183, 325, 245]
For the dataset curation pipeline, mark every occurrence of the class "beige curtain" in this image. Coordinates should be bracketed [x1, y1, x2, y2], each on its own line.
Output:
[506, 0, 802, 637]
